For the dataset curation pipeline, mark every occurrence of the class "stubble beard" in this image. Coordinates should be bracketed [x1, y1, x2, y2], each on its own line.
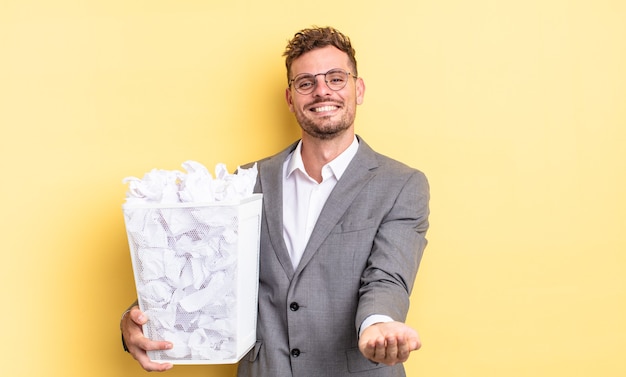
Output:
[296, 105, 356, 141]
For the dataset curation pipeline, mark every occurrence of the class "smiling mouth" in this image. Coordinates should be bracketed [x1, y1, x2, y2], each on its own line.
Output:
[311, 105, 339, 112]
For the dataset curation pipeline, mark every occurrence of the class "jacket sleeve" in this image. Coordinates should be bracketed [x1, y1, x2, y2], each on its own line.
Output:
[355, 169, 430, 328]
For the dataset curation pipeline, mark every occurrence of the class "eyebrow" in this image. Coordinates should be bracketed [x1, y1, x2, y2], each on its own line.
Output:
[292, 68, 346, 77]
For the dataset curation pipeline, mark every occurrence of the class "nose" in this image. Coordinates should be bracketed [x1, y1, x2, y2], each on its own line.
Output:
[311, 75, 332, 96]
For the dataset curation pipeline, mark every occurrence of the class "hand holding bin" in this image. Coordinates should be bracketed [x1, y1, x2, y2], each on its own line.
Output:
[122, 161, 262, 364]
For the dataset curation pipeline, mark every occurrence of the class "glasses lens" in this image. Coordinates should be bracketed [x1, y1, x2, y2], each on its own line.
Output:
[325, 70, 349, 90]
[293, 75, 315, 94]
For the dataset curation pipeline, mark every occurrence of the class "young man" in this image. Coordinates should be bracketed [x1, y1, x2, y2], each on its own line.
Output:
[121, 26, 430, 377]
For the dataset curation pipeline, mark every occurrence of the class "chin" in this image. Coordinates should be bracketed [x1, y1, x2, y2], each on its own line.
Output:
[304, 126, 350, 140]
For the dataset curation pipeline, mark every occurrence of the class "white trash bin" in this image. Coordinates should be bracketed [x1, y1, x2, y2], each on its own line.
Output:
[123, 194, 262, 364]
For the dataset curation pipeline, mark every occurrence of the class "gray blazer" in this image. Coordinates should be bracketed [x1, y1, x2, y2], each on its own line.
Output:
[237, 136, 430, 377]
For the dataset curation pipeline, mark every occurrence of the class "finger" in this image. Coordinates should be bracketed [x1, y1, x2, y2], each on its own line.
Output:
[383, 335, 400, 365]
[408, 338, 421, 352]
[394, 334, 411, 363]
[373, 336, 387, 361]
[129, 306, 148, 325]
[404, 329, 421, 351]
[358, 337, 376, 360]
[360, 346, 372, 359]
[138, 338, 174, 352]
[129, 338, 174, 372]
[134, 350, 173, 372]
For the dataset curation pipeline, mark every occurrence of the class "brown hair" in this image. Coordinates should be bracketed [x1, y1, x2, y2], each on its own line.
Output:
[283, 26, 357, 83]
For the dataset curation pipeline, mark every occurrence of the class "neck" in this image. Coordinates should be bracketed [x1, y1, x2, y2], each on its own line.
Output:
[300, 131, 354, 183]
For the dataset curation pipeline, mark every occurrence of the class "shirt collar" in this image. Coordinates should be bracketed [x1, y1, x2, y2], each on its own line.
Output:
[286, 136, 359, 181]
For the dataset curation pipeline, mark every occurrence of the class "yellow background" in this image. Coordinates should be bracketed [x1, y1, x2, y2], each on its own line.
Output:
[1, 1, 624, 376]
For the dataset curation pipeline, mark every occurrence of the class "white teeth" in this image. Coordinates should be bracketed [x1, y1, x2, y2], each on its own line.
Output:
[312, 105, 337, 112]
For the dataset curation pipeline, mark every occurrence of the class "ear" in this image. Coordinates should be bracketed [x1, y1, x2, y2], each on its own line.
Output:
[355, 77, 365, 105]
[285, 87, 295, 112]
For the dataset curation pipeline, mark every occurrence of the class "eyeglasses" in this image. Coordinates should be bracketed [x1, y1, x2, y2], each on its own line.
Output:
[289, 68, 356, 95]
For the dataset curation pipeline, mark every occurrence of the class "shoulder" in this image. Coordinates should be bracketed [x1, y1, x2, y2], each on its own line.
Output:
[240, 140, 300, 170]
[356, 136, 428, 183]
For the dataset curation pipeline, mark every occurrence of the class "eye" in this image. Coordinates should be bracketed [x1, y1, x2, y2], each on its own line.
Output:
[296, 79, 314, 90]
[293, 75, 315, 90]
[326, 71, 347, 85]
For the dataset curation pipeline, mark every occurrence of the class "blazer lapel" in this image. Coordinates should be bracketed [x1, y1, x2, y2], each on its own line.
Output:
[259, 141, 299, 279]
[294, 137, 379, 275]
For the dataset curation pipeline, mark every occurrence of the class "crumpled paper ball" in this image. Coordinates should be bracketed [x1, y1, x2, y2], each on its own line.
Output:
[122, 160, 257, 204]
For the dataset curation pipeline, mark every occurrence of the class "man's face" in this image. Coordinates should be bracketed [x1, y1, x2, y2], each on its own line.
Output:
[285, 45, 365, 140]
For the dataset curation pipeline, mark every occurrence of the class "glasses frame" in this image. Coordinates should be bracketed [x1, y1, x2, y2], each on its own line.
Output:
[288, 68, 357, 95]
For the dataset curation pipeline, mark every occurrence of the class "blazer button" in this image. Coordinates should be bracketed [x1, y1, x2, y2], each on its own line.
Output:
[291, 348, 300, 357]
[289, 302, 299, 311]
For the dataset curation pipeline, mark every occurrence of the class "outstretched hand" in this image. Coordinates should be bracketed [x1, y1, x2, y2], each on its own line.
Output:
[358, 321, 421, 365]
[121, 306, 174, 372]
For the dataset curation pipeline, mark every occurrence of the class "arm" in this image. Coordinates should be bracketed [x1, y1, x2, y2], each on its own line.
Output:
[357, 170, 430, 364]
[120, 305, 174, 372]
